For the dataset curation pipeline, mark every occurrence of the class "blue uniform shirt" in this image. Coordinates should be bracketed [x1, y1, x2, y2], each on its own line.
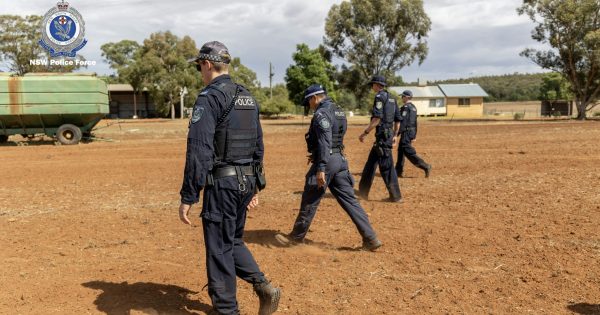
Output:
[180, 74, 264, 204]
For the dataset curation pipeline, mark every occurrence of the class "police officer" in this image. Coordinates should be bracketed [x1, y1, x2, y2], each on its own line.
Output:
[357, 75, 402, 202]
[394, 90, 431, 178]
[178, 41, 280, 315]
[275, 84, 382, 251]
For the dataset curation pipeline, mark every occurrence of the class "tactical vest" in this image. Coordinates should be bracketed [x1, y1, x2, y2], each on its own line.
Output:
[305, 100, 346, 154]
[331, 104, 346, 150]
[400, 103, 417, 131]
[376, 91, 396, 140]
[212, 83, 258, 164]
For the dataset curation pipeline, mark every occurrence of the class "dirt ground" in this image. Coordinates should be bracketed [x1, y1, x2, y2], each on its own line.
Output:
[1, 117, 599, 315]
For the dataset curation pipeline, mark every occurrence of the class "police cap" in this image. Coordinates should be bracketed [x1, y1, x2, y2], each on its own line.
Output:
[187, 41, 231, 64]
[401, 90, 413, 98]
[302, 84, 327, 106]
[369, 75, 387, 86]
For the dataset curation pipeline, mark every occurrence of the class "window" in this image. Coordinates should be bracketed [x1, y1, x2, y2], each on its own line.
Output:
[429, 99, 444, 108]
[458, 98, 471, 106]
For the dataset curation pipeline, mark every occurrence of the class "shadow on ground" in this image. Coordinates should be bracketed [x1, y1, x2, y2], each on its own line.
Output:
[567, 303, 600, 315]
[82, 281, 212, 315]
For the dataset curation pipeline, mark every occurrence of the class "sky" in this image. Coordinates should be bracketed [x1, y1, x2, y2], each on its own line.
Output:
[2, 0, 548, 85]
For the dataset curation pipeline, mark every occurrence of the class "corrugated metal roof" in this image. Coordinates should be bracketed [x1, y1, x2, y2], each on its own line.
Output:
[108, 84, 134, 92]
[389, 86, 445, 98]
[438, 84, 488, 97]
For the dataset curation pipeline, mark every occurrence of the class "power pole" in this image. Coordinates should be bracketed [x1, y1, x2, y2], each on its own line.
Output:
[269, 62, 274, 99]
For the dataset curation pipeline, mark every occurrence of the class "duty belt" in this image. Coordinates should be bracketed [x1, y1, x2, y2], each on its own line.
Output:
[212, 165, 255, 179]
[401, 127, 416, 132]
[329, 147, 343, 154]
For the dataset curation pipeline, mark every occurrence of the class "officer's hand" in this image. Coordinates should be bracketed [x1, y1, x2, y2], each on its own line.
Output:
[179, 203, 192, 225]
[359, 132, 367, 143]
[307, 154, 313, 165]
[247, 194, 259, 211]
[317, 171, 326, 188]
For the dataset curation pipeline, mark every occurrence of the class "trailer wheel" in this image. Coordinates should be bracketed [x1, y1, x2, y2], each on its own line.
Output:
[0, 135, 7, 143]
[56, 124, 82, 145]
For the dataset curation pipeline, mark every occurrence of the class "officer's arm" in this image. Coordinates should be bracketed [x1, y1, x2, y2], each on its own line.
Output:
[362, 95, 384, 135]
[179, 95, 217, 205]
[411, 105, 418, 137]
[315, 112, 332, 172]
[394, 104, 402, 136]
[254, 104, 264, 163]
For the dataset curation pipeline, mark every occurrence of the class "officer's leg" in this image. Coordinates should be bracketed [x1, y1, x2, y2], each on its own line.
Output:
[403, 139, 429, 171]
[358, 146, 379, 198]
[290, 166, 327, 241]
[233, 181, 265, 284]
[328, 169, 377, 242]
[202, 186, 239, 314]
[377, 149, 402, 200]
[395, 134, 408, 175]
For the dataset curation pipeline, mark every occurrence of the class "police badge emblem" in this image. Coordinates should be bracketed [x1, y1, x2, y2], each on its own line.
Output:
[376, 101, 383, 109]
[318, 118, 331, 129]
[38, 0, 88, 57]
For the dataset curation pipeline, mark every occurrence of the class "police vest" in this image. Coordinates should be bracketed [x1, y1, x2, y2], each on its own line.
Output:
[400, 103, 417, 131]
[376, 91, 396, 139]
[331, 104, 346, 150]
[212, 83, 259, 164]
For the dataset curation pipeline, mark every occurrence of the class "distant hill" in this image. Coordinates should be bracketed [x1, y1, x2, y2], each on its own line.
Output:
[415, 73, 548, 102]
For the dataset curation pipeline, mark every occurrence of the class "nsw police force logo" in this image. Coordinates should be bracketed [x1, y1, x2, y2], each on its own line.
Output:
[39, 0, 88, 57]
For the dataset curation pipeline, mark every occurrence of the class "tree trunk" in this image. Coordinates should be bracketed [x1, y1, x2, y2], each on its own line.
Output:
[576, 100, 587, 120]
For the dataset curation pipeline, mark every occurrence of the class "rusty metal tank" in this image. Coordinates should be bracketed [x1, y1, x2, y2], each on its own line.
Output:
[0, 73, 109, 145]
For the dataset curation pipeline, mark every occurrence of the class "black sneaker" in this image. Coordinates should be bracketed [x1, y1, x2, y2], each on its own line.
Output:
[424, 164, 431, 178]
[253, 281, 281, 315]
[386, 196, 403, 203]
[362, 238, 383, 251]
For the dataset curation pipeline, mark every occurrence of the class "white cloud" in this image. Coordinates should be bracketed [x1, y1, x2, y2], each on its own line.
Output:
[2, 0, 546, 85]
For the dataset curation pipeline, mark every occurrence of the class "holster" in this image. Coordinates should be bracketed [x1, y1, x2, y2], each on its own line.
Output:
[255, 163, 267, 191]
[374, 143, 385, 157]
[206, 173, 214, 187]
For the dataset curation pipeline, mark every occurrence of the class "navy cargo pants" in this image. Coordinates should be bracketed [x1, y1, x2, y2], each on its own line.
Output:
[358, 144, 402, 200]
[290, 153, 377, 243]
[201, 175, 266, 315]
[395, 130, 429, 176]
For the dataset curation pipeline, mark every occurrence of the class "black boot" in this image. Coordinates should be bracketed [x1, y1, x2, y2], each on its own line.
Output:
[253, 280, 281, 315]
[423, 164, 431, 178]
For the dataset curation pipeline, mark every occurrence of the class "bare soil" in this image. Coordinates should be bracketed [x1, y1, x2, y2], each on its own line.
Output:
[1, 118, 599, 315]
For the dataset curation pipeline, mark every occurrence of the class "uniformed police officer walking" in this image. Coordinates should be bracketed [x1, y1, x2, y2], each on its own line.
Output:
[178, 41, 280, 315]
[357, 75, 403, 202]
[276, 84, 382, 251]
[394, 90, 431, 178]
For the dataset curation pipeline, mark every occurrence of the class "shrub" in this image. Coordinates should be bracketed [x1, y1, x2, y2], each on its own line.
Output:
[514, 112, 525, 120]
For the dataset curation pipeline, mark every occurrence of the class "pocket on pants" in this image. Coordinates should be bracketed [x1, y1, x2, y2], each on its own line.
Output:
[346, 170, 355, 187]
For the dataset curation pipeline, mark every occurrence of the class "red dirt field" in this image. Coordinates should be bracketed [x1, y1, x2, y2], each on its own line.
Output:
[1, 118, 599, 315]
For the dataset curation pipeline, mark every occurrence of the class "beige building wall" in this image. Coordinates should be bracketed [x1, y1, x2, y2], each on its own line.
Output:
[412, 98, 446, 116]
[446, 97, 484, 117]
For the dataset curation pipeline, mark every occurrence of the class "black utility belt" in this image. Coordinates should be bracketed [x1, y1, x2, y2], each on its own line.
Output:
[309, 147, 343, 156]
[212, 165, 255, 179]
[401, 127, 416, 132]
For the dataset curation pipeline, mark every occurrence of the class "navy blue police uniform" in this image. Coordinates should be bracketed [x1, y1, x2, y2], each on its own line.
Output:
[358, 77, 402, 201]
[288, 85, 381, 249]
[181, 41, 279, 315]
[395, 90, 431, 177]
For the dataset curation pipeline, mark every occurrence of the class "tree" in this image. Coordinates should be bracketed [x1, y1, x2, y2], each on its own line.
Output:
[100, 40, 140, 78]
[0, 15, 86, 75]
[518, 0, 600, 119]
[539, 72, 571, 101]
[260, 84, 294, 117]
[285, 43, 337, 106]
[229, 57, 267, 105]
[324, 0, 430, 88]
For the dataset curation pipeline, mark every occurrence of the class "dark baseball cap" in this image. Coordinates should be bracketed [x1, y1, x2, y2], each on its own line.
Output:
[302, 84, 326, 106]
[369, 75, 387, 86]
[401, 90, 413, 97]
[187, 41, 231, 64]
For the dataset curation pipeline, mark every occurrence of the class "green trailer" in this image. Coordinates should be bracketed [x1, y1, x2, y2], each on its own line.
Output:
[0, 73, 109, 145]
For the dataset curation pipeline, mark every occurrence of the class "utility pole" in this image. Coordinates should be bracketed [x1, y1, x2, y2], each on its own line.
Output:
[269, 62, 274, 99]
